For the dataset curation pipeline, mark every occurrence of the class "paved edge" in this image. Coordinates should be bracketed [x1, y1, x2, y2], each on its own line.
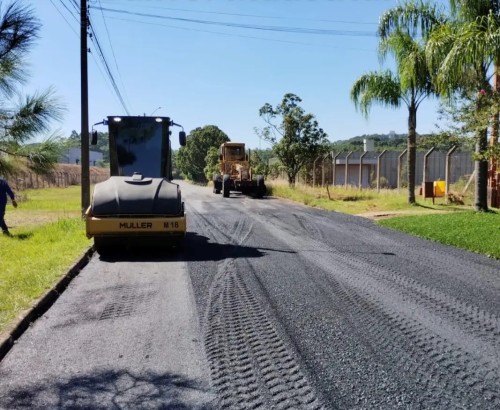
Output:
[0, 247, 94, 362]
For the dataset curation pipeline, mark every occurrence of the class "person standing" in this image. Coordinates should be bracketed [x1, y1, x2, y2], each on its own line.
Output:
[0, 177, 17, 235]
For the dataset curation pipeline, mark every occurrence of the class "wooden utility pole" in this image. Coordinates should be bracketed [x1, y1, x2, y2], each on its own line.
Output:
[81, 0, 90, 215]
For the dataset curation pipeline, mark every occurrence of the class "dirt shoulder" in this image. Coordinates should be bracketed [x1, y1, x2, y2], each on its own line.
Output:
[356, 209, 450, 220]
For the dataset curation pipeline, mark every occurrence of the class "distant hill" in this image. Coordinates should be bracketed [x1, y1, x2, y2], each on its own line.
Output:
[333, 132, 407, 143]
[331, 132, 408, 151]
[331, 131, 472, 152]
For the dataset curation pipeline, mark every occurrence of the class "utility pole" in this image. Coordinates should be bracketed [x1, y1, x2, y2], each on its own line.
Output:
[81, 0, 90, 215]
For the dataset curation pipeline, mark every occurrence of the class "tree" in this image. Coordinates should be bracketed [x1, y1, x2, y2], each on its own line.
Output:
[426, 0, 500, 211]
[0, 1, 64, 176]
[203, 146, 220, 182]
[250, 148, 273, 178]
[177, 125, 229, 183]
[258, 93, 329, 186]
[351, 0, 443, 204]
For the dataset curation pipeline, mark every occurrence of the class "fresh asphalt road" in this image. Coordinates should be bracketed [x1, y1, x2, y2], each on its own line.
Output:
[1, 180, 500, 409]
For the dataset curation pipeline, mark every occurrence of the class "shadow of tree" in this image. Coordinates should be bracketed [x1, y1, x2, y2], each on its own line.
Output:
[0, 369, 216, 409]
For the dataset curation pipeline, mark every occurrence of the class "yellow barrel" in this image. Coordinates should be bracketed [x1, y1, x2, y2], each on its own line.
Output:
[434, 180, 445, 197]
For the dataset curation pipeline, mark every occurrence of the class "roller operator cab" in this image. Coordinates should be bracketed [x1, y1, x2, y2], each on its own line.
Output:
[85, 116, 187, 254]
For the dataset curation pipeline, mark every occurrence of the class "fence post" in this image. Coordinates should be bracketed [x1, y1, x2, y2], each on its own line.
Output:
[320, 153, 330, 187]
[321, 155, 326, 187]
[359, 151, 367, 189]
[377, 150, 387, 192]
[445, 145, 457, 204]
[332, 152, 341, 187]
[397, 149, 407, 191]
[345, 151, 353, 187]
[313, 155, 321, 187]
[423, 146, 435, 185]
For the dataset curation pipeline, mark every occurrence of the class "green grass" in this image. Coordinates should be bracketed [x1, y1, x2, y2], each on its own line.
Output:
[0, 186, 91, 335]
[15, 186, 82, 210]
[267, 181, 468, 215]
[378, 212, 500, 259]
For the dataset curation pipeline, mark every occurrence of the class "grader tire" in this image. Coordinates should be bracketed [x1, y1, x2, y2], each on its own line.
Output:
[222, 174, 230, 198]
[256, 175, 266, 198]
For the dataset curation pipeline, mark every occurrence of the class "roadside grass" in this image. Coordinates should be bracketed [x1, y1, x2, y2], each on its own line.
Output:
[267, 180, 470, 215]
[0, 186, 91, 336]
[378, 212, 500, 259]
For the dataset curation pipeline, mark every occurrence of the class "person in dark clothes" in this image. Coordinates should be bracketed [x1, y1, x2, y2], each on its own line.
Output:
[0, 178, 17, 235]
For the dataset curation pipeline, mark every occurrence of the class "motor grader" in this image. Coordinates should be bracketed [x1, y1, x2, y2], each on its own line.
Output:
[212, 142, 266, 198]
[85, 115, 186, 254]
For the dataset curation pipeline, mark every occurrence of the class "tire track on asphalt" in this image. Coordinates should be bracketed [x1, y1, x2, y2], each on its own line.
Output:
[256, 212, 500, 408]
[188, 206, 325, 409]
[205, 258, 324, 410]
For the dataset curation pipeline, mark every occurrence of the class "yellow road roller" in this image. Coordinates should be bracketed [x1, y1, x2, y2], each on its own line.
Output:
[85, 116, 186, 254]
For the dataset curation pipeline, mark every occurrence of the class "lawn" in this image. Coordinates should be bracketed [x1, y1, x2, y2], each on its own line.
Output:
[0, 186, 91, 336]
[378, 212, 500, 259]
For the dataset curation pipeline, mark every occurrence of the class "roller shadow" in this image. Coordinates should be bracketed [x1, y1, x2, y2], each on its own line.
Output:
[97, 232, 269, 262]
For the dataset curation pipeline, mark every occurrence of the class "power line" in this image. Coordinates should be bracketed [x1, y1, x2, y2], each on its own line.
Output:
[97, 1, 377, 25]
[50, 0, 132, 113]
[97, 0, 132, 111]
[88, 18, 130, 114]
[49, 0, 78, 36]
[50, 1, 131, 118]
[90, 6, 376, 37]
[58, 0, 79, 23]
[106, 16, 375, 51]
[54, 0, 131, 115]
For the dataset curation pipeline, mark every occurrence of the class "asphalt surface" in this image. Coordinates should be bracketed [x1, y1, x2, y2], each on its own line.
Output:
[1, 180, 499, 409]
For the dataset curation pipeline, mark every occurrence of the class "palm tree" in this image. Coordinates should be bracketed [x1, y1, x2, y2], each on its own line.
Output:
[351, 1, 443, 204]
[0, 1, 64, 177]
[425, 1, 500, 211]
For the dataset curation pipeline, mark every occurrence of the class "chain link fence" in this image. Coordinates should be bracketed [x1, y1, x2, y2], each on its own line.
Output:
[288, 149, 474, 189]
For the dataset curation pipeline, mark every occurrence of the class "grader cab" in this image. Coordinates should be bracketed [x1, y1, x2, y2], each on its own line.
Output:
[212, 142, 266, 198]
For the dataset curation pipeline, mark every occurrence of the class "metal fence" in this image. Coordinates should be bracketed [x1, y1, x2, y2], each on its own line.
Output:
[294, 149, 474, 189]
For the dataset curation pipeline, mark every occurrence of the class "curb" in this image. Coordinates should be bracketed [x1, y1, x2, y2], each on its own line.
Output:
[0, 247, 94, 362]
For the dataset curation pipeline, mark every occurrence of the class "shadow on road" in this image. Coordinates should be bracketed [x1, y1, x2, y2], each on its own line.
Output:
[97, 232, 278, 262]
[0, 368, 216, 409]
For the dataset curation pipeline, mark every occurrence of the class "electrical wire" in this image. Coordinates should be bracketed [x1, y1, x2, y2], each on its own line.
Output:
[88, 18, 130, 114]
[97, 0, 132, 111]
[55, 0, 376, 118]
[97, 1, 377, 26]
[90, 6, 376, 37]
[49, 0, 78, 36]
[106, 16, 374, 51]
[55, 0, 130, 114]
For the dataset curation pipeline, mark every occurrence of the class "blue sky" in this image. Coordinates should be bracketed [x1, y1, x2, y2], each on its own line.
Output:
[26, 0, 446, 150]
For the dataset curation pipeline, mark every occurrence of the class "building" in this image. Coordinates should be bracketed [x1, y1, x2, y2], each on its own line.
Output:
[60, 148, 103, 166]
